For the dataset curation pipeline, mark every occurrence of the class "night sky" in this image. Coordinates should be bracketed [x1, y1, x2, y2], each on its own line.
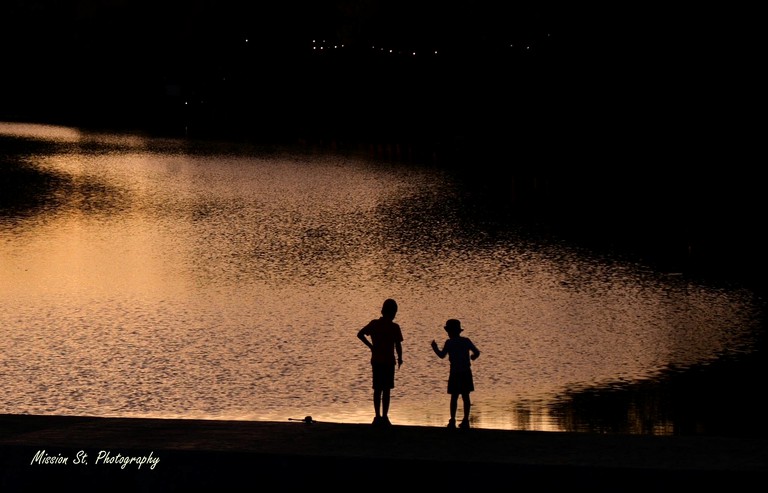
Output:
[1, 3, 757, 141]
[1, 2, 759, 177]
[0, 2, 567, 134]
[0, 2, 764, 284]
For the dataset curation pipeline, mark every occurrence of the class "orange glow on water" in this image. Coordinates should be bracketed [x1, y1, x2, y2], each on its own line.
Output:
[0, 122, 760, 432]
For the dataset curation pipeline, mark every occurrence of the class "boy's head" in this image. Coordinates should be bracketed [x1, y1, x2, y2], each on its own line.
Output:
[381, 298, 398, 319]
[444, 319, 462, 336]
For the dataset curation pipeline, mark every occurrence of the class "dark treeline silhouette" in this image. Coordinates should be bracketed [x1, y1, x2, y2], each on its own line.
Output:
[0, 1, 567, 141]
[1, 2, 757, 141]
[2, 2, 763, 289]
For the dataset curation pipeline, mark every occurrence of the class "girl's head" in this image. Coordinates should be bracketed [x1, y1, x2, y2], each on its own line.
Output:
[444, 319, 462, 337]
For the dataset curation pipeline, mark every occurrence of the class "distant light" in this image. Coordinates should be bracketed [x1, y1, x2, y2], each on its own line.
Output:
[412, 52, 416, 56]
[245, 39, 248, 43]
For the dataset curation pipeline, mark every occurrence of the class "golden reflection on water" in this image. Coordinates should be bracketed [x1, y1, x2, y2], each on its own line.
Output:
[0, 122, 761, 432]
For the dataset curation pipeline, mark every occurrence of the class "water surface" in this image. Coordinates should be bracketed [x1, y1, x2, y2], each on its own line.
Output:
[0, 122, 761, 432]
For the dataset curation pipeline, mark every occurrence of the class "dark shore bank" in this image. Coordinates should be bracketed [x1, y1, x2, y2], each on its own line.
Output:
[1, 414, 765, 491]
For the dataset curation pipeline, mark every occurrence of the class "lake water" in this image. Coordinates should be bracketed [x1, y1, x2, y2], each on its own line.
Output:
[1, 121, 763, 434]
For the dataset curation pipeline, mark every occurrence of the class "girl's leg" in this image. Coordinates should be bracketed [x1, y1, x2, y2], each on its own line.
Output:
[450, 393, 459, 421]
[461, 393, 471, 421]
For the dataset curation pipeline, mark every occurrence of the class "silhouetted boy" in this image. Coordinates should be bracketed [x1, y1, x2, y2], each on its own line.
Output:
[431, 319, 480, 429]
[358, 298, 403, 426]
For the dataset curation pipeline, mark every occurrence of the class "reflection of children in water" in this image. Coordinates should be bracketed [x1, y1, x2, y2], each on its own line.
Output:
[357, 298, 403, 427]
[431, 319, 480, 429]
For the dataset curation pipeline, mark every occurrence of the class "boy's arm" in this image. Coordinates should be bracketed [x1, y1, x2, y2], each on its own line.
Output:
[357, 328, 372, 350]
[396, 341, 403, 368]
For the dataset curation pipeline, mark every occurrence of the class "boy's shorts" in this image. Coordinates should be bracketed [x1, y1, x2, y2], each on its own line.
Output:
[371, 362, 395, 390]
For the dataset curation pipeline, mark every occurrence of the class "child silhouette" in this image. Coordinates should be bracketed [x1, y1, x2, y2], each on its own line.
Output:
[358, 298, 404, 426]
[431, 319, 480, 429]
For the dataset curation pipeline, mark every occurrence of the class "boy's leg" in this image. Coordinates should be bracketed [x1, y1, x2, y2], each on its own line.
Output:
[373, 389, 381, 417]
[381, 389, 391, 418]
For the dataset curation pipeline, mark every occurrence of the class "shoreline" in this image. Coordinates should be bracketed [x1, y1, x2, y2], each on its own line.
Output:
[2, 414, 766, 490]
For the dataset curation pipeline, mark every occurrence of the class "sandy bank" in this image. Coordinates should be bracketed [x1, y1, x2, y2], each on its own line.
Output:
[1, 414, 765, 491]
